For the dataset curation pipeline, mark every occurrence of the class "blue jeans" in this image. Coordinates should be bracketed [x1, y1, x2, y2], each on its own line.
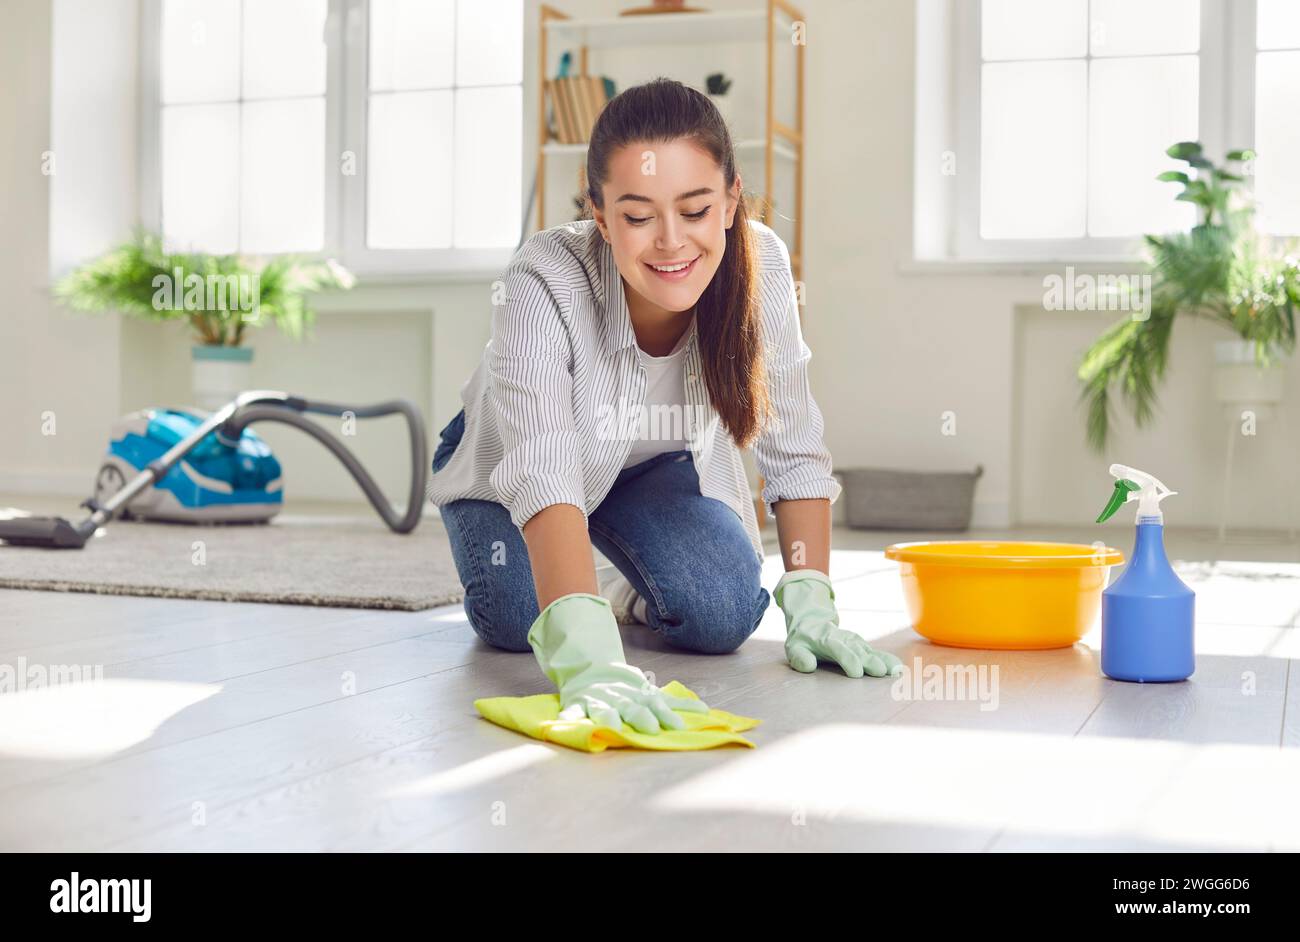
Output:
[431, 408, 770, 653]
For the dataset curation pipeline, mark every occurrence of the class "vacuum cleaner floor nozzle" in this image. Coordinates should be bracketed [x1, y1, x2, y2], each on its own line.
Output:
[0, 516, 92, 549]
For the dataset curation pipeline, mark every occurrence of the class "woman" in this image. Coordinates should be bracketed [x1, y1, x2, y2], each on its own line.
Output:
[428, 78, 901, 736]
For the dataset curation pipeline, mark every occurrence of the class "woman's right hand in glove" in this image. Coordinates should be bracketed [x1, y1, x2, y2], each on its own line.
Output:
[527, 592, 709, 734]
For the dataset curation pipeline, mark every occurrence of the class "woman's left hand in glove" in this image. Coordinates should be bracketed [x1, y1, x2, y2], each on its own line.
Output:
[773, 568, 904, 678]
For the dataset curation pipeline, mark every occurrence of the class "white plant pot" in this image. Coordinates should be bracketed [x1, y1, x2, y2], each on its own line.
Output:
[192, 345, 253, 412]
[1212, 340, 1285, 406]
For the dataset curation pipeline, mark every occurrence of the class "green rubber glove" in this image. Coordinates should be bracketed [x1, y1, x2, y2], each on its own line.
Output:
[527, 592, 709, 734]
[774, 569, 904, 678]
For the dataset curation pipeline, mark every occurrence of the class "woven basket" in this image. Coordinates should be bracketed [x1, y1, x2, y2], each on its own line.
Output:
[838, 465, 983, 531]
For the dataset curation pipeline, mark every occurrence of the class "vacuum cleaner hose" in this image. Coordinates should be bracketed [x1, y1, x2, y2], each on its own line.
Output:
[220, 399, 428, 534]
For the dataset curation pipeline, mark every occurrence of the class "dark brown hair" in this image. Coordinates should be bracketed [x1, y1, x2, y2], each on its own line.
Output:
[584, 77, 773, 449]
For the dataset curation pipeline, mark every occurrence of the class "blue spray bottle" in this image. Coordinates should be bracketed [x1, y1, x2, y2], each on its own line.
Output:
[1095, 464, 1195, 683]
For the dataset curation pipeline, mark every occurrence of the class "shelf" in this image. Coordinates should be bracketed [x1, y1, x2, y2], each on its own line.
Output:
[543, 137, 797, 162]
[544, 9, 769, 48]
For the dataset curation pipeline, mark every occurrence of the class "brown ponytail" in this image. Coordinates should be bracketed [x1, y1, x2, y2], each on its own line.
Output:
[584, 77, 773, 449]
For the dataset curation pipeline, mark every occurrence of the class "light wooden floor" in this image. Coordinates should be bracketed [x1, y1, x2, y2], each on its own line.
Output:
[1, 521, 1297, 852]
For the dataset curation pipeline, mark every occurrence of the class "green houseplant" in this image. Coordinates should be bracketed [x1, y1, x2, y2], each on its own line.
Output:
[55, 230, 354, 346]
[55, 231, 354, 408]
[1077, 142, 1299, 451]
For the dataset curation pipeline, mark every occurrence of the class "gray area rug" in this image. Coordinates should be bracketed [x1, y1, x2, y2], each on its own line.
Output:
[0, 512, 465, 611]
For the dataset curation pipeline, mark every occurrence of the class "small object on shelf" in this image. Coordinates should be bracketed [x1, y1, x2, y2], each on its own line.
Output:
[620, 0, 708, 15]
[705, 71, 735, 133]
[572, 171, 588, 221]
[548, 51, 575, 144]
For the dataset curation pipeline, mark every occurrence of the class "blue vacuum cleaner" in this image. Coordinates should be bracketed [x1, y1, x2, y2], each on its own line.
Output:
[0, 391, 428, 549]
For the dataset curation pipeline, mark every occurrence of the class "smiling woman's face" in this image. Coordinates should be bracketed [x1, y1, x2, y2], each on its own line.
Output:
[593, 138, 740, 317]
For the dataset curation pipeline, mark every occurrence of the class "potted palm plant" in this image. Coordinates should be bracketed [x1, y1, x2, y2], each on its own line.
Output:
[1078, 142, 1299, 450]
[55, 231, 354, 410]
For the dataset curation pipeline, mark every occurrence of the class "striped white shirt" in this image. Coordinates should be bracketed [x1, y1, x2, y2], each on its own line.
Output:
[426, 217, 842, 563]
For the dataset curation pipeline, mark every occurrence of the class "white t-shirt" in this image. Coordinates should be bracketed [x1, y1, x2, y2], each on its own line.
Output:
[621, 317, 695, 470]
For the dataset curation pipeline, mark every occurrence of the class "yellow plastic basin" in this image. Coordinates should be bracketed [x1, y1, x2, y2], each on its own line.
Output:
[883, 541, 1125, 650]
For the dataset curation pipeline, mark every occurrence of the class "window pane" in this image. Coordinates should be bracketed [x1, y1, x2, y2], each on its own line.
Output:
[161, 103, 240, 252]
[1089, 0, 1199, 57]
[367, 91, 453, 248]
[456, 0, 523, 87]
[454, 86, 521, 247]
[369, 0, 453, 91]
[980, 60, 1087, 239]
[161, 0, 240, 104]
[1088, 56, 1198, 236]
[1257, 0, 1300, 51]
[242, 0, 328, 100]
[1255, 51, 1300, 235]
[240, 99, 325, 253]
[982, 0, 1086, 62]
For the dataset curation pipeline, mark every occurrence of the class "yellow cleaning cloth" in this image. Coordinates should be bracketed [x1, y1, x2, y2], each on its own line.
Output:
[474, 681, 760, 753]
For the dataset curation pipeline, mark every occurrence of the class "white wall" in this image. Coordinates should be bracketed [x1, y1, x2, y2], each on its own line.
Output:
[0, 0, 129, 497]
[803, 0, 1028, 526]
[1016, 307, 1300, 530]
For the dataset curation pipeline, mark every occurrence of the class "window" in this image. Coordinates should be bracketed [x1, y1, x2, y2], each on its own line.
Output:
[366, 0, 522, 250]
[159, 0, 328, 254]
[146, 0, 524, 273]
[979, 0, 1200, 243]
[1255, 0, 1300, 234]
[921, 0, 1300, 262]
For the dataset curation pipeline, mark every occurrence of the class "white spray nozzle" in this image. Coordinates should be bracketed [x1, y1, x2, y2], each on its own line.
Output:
[1100, 464, 1176, 523]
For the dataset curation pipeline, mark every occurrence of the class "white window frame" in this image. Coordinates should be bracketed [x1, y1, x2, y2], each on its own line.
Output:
[139, 0, 522, 279]
[942, 0, 1250, 263]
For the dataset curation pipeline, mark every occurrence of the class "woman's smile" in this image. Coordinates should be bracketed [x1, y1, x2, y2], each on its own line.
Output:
[643, 253, 702, 282]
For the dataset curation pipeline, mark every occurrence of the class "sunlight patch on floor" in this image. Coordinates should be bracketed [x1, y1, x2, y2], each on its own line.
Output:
[652, 723, 1300, 850]
[383, 743, 556, 799]
[0, 678, 221, 760]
